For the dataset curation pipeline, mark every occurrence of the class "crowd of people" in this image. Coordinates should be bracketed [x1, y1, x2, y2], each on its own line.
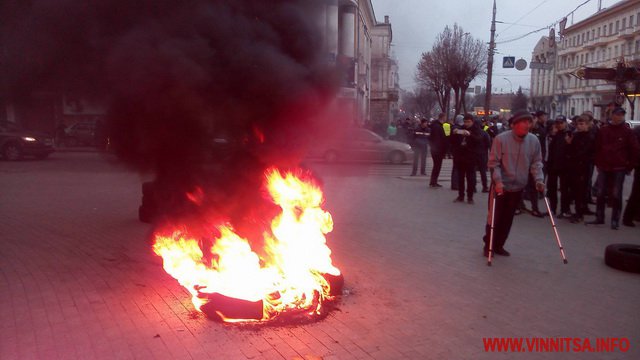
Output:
[387, 105, 640, 236]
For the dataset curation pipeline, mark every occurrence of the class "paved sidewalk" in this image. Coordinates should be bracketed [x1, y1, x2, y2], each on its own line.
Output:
[1, 153, 638, 359]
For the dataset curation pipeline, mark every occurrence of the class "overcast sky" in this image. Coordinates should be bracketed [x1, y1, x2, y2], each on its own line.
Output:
[370, 0, 621, 94]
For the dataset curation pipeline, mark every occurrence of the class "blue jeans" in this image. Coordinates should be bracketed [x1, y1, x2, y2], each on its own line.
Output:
[594, 170, 627, 223]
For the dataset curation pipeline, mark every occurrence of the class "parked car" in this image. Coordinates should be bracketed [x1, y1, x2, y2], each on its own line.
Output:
[64, 120, 96, 146]
[0, 124, 55, 160]
[308, 128, 413, 164]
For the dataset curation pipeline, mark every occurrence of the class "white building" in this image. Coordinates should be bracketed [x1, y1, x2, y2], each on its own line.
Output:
[529, 36, 557, 115]
[320, 0, 397, 126]
[370, 15, 399, 126]
[555, 0, 640, 119]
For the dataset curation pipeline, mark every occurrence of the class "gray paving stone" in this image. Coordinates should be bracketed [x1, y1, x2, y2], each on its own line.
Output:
[0, 153, 638, 359]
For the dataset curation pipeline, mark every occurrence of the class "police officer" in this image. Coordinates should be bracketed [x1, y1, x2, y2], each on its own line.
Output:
[410, 118, 430, 176]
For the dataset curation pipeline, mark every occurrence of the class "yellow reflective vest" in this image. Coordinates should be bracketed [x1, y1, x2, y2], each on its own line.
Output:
[443, 122, 451, 136]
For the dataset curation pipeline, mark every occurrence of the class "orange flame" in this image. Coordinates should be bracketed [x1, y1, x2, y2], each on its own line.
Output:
[152, 167, 340, 322]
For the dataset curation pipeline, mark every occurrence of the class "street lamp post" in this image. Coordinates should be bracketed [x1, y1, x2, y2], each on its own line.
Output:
[503, 78, 513, 93]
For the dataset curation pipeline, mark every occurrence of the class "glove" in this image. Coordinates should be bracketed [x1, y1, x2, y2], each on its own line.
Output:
[536, 182, 545, 193]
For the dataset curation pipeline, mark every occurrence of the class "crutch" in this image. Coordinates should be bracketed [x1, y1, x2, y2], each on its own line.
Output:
[487, 187, 497, 266]
[542, 196, 568, 264]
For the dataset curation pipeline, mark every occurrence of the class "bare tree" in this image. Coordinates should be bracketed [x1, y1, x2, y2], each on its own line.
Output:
[416, 24, 487, 115]
[401, 87, 438, 118]
[416, 44, 452, 115]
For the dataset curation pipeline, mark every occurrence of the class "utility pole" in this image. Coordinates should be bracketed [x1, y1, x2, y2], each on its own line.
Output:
[484, 0, 496, 118]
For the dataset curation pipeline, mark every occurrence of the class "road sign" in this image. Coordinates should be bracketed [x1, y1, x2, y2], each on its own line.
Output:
[502, 56, 515, 68]
[515, 59, 527, 71]
[580, 67, 617, 80]
[530, 62, 553, 70]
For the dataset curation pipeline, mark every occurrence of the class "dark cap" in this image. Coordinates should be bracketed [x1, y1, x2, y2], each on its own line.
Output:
[509, 110, 533, 125]
[612, 107, 626, 114]
[555, 115, 567, 122]
[534, 110, 547, 117]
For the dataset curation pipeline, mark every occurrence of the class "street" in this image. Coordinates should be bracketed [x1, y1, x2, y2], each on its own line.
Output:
[1, 152, 639, 359]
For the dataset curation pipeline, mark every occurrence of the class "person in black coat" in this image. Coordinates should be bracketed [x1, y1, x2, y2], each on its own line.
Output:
[546, 115, 571, 217]
[428, 113, 447, 187]
[451, 113, 483, 204]
[565, 115, 595, 223]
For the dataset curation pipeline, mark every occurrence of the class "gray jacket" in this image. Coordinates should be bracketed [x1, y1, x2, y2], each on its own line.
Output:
[488, 130, 543, 191]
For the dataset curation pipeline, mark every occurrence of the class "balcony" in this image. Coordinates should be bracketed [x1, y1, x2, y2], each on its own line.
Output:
[583, 39, 596, 50]
[619, 27, 635, 39]
[558, 46, 579, 56]
[591, 36, 609, 47]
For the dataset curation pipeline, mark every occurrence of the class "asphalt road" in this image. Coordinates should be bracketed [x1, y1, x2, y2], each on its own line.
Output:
[1, 152, 638, 359]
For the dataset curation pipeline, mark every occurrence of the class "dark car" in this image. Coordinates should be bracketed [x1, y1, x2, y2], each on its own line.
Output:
[308, 128, 413, 164]
[64, 120, 96, 146]
[0, 124, 55, 160]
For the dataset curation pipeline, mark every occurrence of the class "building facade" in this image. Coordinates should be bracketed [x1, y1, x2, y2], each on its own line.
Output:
[529, 36, 557, 115]
[370, 15, 399, 127]
[555, 0, 640, 119]
[321, 0, 397, 126]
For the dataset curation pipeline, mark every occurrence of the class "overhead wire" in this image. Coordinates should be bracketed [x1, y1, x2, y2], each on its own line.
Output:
[497, 0, 549, 36]
[496, 0, 594, 44]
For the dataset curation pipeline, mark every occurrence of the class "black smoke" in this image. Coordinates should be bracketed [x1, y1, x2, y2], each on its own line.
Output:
[2, 0, 342, 234]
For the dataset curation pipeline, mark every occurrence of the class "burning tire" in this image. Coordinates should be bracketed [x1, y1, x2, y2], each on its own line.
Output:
[152, 168, 343, 323]
[604, 244, 640, 274]
[199, 292, 264, 321]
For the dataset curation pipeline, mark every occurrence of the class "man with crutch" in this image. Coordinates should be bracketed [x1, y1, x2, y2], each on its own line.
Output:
[483, 111, 544, 260]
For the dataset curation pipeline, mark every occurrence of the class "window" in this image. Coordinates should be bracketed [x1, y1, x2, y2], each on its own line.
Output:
[609, 23, 613, 35]
[591, 29, 595, 40]
[616, 20, 620, 33]
[582, 33, 585, 44]
[597, 27, 601, 37]
[580, 54, 584, 64]
[615, 45, 619, 57]
[635, 40, 640, 53]
[622, 18, 626, 29]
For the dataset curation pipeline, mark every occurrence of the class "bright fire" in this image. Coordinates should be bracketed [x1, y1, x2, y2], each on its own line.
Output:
[152, 167, 341, 322]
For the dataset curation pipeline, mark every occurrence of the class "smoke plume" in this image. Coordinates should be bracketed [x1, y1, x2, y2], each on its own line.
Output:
[2, 0, 342, 233]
